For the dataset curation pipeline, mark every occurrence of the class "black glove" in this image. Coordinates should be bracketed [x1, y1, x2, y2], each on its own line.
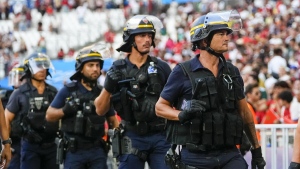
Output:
[251, 147, 266, 169]
[62, 100, 78, 117]
[104, 69, 123, 93]
[289, 162, 300, 169]
[178, 100, 206, 124]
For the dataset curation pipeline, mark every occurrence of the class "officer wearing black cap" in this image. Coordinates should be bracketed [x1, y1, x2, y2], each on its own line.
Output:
[95, 15, 172, 169]
[155, 10, 266, 169]
[46, 43, 119, 169]
[5, 53, 59, 169]
[3, 64, 26, 169]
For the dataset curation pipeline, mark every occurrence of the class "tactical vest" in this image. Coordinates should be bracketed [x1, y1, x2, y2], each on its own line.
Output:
[61, 82, 105, 139]
[19, 82, 58, 139]
[111, 57, 163, 124]
[166, 60, 244, 147]
[1, 89, 22, 139]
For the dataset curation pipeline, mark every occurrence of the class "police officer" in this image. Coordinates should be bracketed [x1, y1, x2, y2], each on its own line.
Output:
[5, 53, 59, 169]
[0, 99, 12, 168]
[4, 64, 26, 169]
[155, 10, 266, 169]
[94, 15, 172, 169]
[46, 44, 119, 169]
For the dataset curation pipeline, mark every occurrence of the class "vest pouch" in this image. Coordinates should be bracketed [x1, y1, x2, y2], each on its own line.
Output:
[225, 113, 237, 145]
[61, 118, 76, 133]
[202, 112, 212, 146]
[206, 77, 218, 109]
[11, 117, 24, 138]
[28, 112, 45, 130]
[195, 80, 210, 110]
[221, 77, 235, 110]
[234, 115, 243, 145]
[190, 118, 202, 144]
[85, 116, 105, 138]
[166, 120, 189, 145]
[212, 111, 224, 146]
[44, 121, 59, 134]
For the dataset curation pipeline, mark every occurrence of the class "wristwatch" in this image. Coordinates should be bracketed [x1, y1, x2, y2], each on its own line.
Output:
[2, 138, 12, 145]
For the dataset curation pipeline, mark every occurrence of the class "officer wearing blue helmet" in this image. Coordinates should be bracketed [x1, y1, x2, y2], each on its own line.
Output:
[46, 43, 119, 169]
[5, 53, 59, 169]
[155, 10, 266, 169]
[4, 64, 26, 169]
[94, 15, 172, 169]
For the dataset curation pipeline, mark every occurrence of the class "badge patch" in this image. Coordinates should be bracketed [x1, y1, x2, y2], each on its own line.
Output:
[34, 97, 43, 110]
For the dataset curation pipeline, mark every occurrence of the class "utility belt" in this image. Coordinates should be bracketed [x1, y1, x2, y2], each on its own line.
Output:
[23, 135, 55, 148]
[65, 137, 103, 151]
[122, 120, 164, 135]
[55, 136, 106, 165]
[184, 143, 235, 153]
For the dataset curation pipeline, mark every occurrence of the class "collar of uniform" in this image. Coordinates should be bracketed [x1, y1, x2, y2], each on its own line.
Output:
[125, 55, 151, 68]
[77, 81, 91, 94]
[190, 54, 224, 72]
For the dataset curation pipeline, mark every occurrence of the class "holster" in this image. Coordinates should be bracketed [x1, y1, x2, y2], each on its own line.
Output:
[55, 137, 65, 164]
[108, 127, 124, 158]
[165, 145, 180, 169]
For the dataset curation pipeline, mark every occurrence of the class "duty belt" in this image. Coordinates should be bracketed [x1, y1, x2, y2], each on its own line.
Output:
[122, 120, 164, 135]
[185, 143, 235, 152]
[75, 140, 102, 149]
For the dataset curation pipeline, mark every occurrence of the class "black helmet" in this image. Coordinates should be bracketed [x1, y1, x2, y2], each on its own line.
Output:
[190, 10, 242, 50]
[21, 53, 54, 80]
[117, 15, 163, 52]
[70, 42, 110, 80]
[8, 64, 25, 87]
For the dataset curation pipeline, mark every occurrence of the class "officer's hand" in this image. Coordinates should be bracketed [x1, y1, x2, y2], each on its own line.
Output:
[62, 100, 78, 117]
[251, 147, 266, 169]
[289, 162, 300, 169]
[178, 100, 206, 124]
[104, 69, 123, 93]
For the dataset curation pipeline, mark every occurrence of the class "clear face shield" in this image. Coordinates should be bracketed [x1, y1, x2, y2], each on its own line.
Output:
[125, 15, 164, 39]
[8, 66, 24, 87]
[90, 42, 112, 59]
[27, 53, 55, 75]
[204, 10, 242, 32]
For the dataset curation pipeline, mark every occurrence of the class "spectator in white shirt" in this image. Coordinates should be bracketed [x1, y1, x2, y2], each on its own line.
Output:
[290, 80, 300, 122]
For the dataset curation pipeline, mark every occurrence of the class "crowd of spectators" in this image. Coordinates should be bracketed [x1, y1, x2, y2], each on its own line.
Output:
[2, 0, 300, 125]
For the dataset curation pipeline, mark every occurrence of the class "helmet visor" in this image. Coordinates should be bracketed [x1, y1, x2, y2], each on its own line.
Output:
[204, 10, 242, 31]
[8, 67, 24, 87]
[27, 53, 55, 74]
[124, 15, 163, 38]
[90, 42, 111, 59]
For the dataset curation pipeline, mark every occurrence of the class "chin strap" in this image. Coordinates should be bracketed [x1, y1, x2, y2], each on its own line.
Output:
[132, 42, 149, 55]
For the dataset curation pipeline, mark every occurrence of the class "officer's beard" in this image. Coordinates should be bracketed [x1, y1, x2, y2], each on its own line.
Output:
[81, 74, 98, 88]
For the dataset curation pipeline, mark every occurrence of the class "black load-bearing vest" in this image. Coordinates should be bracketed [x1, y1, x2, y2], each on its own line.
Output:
[111, 56, 164, 124]
[61, 82, 105, 139]
[19, 82, 58, 139]
[166, 59, 244, 147]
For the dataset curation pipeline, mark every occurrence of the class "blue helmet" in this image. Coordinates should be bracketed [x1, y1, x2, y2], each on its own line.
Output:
[70, 43, 110, 80]
[190, 10, 242, 50]
[21, 53, 54, 80]
[117, 15, 163, 52]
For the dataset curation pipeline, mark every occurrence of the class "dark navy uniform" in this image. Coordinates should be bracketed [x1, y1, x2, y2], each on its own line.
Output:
[1, 88, 21, 169]
[161, 55, 248, 169]
[110, 56, 171, 169]
[50, 81, 115, 169]
[6, 81, 59, 169]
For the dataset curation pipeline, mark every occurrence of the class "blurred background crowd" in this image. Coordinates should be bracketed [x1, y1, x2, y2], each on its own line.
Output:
[1, 0, 300, 125]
